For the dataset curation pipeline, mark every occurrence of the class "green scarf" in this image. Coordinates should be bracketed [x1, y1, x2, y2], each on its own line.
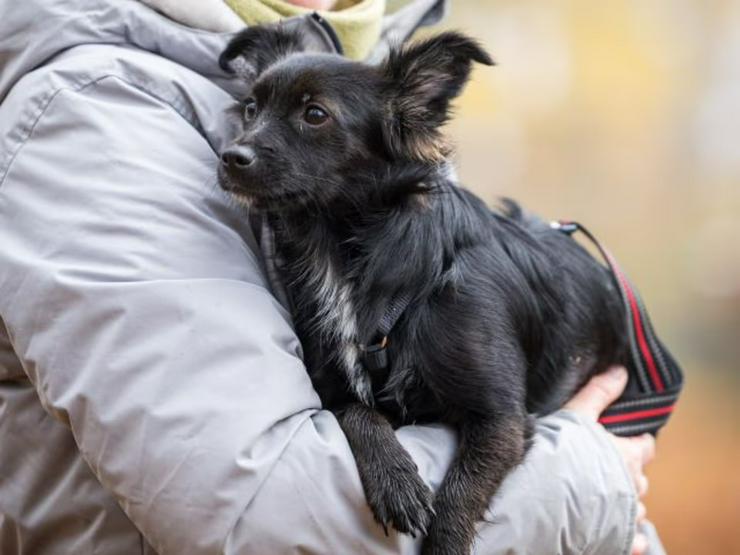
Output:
[224, 0, 386, 60]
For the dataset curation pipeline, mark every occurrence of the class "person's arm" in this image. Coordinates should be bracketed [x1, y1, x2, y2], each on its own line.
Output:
[0, 62, 641, 555]
[563, 367, 664, 555]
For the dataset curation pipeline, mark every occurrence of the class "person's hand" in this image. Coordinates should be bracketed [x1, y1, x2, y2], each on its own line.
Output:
[564, 366, 656, 555]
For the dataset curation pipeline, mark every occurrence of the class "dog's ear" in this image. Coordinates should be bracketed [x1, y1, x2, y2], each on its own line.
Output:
[220, 24, 305, 77]
[381, 32, 493, 162]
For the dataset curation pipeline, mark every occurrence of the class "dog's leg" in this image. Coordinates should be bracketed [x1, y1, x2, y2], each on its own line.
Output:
[337, 402, 435, 537]
[421, 413, 534, 555]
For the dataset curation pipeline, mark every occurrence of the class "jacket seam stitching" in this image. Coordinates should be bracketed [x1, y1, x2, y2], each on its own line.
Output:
[0, 74, 201, 188]
[621, 491, 638, 555]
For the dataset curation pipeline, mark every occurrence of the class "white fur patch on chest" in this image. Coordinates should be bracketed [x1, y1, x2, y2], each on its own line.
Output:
[304, 258, 373, 406]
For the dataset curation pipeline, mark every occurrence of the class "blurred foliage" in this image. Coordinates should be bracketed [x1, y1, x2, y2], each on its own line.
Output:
[437, 1, 740, 553]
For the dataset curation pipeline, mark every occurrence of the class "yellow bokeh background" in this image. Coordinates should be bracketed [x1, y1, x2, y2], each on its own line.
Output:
[437, 2, 740, 553]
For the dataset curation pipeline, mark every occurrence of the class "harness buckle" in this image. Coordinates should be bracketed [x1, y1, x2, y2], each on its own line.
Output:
[363, 337, 389, 372]
[550, 220, 579, 235]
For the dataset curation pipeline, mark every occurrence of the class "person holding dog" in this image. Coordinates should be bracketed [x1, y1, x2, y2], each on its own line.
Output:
[0, 0, 663, 553]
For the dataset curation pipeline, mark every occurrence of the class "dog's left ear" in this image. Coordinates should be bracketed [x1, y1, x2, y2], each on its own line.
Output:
[381, 32, 493, 162]
[220, 24, 305, 78]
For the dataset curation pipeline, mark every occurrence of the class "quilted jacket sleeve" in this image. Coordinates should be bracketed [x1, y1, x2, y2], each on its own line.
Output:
[0, 50, 647, 555]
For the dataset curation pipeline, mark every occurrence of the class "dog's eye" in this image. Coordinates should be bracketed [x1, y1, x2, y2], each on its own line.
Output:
[304, 105, 329, 126]
[244, 98, 257, 120]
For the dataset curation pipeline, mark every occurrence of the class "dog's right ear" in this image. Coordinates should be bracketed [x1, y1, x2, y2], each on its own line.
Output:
[380, 32, 493, 163]
[219, 24, 305, 77]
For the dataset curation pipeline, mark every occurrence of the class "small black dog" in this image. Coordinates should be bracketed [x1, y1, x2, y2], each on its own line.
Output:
[219, 26, 627, 555]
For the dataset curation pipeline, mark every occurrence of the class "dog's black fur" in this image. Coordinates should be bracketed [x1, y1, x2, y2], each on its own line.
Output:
[219, 26, 627, 555]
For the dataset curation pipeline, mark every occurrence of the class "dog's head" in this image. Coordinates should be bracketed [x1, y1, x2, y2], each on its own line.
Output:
[218, 25, 492, 213]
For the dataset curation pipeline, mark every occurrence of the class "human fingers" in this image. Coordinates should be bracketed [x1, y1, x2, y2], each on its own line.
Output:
[631, 433, 656, 465]
[610, 435, 650, 497]
[631, 532, 648, 555]
[563, 366, 628, 420]
[636, 474, 649, 497]
[636, 502, 647, 524]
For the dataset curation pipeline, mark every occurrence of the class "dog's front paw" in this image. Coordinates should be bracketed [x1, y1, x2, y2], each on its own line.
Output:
[362, 461, 435, 537]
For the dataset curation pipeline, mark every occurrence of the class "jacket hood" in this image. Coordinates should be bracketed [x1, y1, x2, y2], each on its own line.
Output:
[0, 0, 240, 102]
[0, 0, 447, 103]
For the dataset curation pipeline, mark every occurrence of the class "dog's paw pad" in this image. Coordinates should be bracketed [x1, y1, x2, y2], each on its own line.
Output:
[366, 467, 435, 537]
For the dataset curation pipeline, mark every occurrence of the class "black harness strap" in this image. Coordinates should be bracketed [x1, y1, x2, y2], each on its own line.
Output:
[377, 292, 415, 339]
[552, 220, 684, 437]
[361, 291, 413, 386]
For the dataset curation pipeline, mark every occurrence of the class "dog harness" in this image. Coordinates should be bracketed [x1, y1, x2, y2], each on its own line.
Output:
[362, 220, 684, 437]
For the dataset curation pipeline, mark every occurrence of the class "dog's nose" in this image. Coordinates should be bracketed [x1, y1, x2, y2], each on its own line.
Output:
[221, 145, 256, 169]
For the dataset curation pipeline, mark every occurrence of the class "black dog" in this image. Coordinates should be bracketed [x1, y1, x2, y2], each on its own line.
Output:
[219, 26, 627, 555]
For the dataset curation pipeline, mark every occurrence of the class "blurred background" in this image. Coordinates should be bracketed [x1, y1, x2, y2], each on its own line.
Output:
[435, 1, 740, 553]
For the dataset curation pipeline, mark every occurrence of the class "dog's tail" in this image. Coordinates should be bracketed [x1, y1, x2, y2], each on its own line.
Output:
[497, 197, 523, 220]
[496, 197, 557, 235]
